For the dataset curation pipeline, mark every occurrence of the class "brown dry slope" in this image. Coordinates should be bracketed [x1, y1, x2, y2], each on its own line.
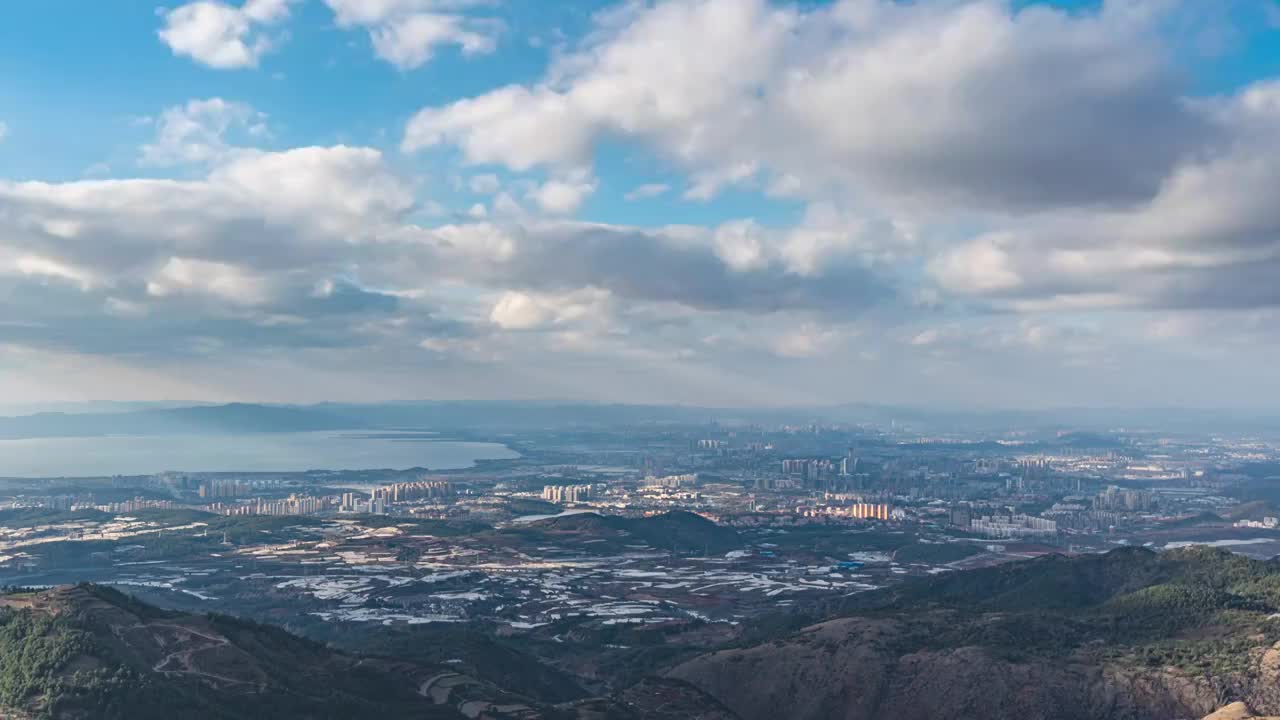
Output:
[0, 583, 463, 720]
[667, 547, 1280, 720]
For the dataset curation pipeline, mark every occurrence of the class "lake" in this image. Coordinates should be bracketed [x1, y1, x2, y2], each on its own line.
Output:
[0, 432, 519, 477]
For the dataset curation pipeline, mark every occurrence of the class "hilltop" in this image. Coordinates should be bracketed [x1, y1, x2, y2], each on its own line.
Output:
[0, 584, 737, 720]
[0, 584, 463, 720]
[502, 510, 742, 555]
[668, 546, 1280, 720]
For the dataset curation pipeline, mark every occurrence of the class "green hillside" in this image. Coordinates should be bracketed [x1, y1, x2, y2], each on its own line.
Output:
[671, 546, 1280, 720]
[0, 584, 459, 720]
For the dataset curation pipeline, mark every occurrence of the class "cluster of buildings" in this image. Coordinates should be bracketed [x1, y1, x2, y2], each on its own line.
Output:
[197, 479, 254, 499]
[541, 484, 594, 503]
[16, 495, 179, 514]
[645, 473, 698, 489]
[1042, 503, 1124, 531]
[1094, 485, 1157, 512]
[970, 513, 1058, 538]
[31, 495, 75, 511]
[778, 452, 864, 491]
[371, 479, 451, 503]
[216, 494, 332, 517]
[94, 498, 180, 514]
[802, 502, 895, 521]
[339, 492, 388, 515]
[782, 458, 843, 489]
[849, 502, 894, 520]
[1235, 517, 1280, 529]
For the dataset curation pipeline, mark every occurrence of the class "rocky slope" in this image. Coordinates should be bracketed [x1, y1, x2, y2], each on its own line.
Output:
[668, 547, 1280, 720]
[0, 584, 736, 720]
[0, 584, 465, 719]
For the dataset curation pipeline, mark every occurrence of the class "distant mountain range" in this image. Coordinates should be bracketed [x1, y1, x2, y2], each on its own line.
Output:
[0, 399, 1274, 439]
[0, 403, 361, 439]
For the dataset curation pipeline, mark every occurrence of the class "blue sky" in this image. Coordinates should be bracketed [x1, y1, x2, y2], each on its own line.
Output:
[0, 0, 809, 226]
[2, 0, 1280, 409]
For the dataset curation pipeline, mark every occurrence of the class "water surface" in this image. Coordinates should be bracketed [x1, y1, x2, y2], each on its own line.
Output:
[0, 431, 518, 477]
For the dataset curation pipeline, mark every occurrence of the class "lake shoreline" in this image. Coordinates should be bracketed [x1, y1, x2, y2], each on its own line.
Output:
[0, 431, 520, 479]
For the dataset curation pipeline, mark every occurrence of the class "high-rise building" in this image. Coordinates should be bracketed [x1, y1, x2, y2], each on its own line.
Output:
[541, 484, 594, 503]
[850, 503, 891, 520]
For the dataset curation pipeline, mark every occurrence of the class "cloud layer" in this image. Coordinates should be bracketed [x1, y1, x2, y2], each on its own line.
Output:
[10, 0, 1280, 407]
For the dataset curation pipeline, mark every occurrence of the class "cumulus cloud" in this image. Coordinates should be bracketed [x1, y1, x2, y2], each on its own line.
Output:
[146, 257, 272, 306]
[713, 221, 769, 273]
[139, 98, 268, 166]
[324, 0, 499, 70]
[403, 0, 1203, 211]
[18, 0, 1280, 406]
[0, 143, 420, 358]
[208, 146, 415, 232]
[528, 176, 596, 215]
[706, 207, 910, 278]
[404, 86, 595, 170]
[158, 0, 296, 69]
[931, 80, 1280, 312]
[0, 137, 897, 383]
[389, 219, 894, 315]
[489, 288, 612, 330]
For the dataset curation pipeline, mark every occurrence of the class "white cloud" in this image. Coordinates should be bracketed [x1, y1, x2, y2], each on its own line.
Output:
[778, 204, 907, 277]
[624, 183, 669, 201]
[930, 233, 1024, 295]
[404, 0, 786, 175]
[0, 122, 8, 143]
[11, 254, 96, 291]
[209, 145, 415, 232]
[146, 257, 272, 306]
[529, 177, 596, 215]
[489, 288, 613, 331]
[14, 1, 1280, 408]
[139, 98, 268, 166]
[489, 291, 553, 330]
[772, 323, 841, 359]
[468, 174, 501, 194]
[158, 0, 297, 69]
[323, 0, 499, 70]
[404, 0, 1202, 212]
[370, 13, 495, 69]
[713, 220, 768, 272]
[685, 161, 759, 201]
[404, 86, 595, 170]
[930, 79, 1280, 312]
[707, 206, 907, 278]
[0, 145, 414, 307]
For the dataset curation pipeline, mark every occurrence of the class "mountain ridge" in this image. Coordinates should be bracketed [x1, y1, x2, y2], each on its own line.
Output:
[668, 546, 1280, 720]
[5, 400, 1280, 438]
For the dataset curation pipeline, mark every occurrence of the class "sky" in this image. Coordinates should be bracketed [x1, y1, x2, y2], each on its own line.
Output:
[2, 0, 1280, 410]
